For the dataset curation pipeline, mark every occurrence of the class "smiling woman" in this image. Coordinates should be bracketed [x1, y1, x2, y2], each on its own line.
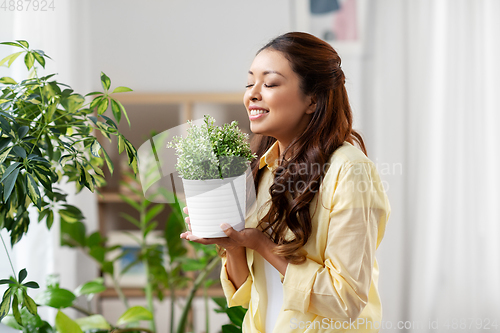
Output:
[181, 32, 391, 333]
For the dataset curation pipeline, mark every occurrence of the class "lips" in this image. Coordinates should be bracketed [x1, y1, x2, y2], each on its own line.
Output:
[248, 106, 269, 121]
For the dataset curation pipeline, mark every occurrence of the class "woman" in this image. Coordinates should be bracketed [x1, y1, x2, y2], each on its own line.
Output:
[180, 32, 390, 333]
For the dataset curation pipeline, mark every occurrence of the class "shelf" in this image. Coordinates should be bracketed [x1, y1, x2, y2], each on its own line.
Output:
[97, 191, 142, 203]
[100, 286, 224, 298]
[111, 92, 245, 105]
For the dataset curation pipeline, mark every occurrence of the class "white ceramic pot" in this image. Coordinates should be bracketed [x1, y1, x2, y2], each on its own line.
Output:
[182, 173, 246, 238]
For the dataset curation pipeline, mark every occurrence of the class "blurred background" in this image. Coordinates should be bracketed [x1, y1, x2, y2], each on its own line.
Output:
[1, 0, 499, 332]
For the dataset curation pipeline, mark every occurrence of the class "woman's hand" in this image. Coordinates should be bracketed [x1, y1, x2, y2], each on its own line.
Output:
[179, 206, 269, 252]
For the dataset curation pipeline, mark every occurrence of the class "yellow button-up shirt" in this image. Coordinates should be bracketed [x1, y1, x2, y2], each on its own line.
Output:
[220, 141, 391, 333]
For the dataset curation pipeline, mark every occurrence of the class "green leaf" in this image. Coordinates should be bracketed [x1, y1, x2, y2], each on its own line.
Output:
[100, 72, 111, 91]
[61, 94, 85, 113]
[226, 306, 246, 327]
[16, 40, 29, 48]
[75, 314, 111, 331]
[26, 173, 42, 209]
[181, 258, 206, 271]
[0, 288, 13, 322]
[1, 162, 21, 182]
[211, 297, 227, 310]
[116, 306, 153, 326]
[97, 97, 109, 115]
[32, 51, 45, 68]
[12, 294, 22, 326]
[0, 279, 15, 285]
[18, 268, 27, 283]
[12, 146, 26, 159]
[145, 204, 163, 224]
[3, 167, 20, 201]
[165, 214, 187, 263]
[60, 220, 86, 247]
[114, 99, 131, 127]
[88, 246, 105, 263]
[23, 281, 40, 289]
[46, 210, 54, 229]
[85, 91, 103, 97]
[118, 135, 125, 154]
[55, 310, 83, 333]
[24, 52, 35, 70]
[22, 289, 37, 316]
[222, 324, 241, 333]
[90, 139, 101, 158]
[74, 280, 106, 297]
[111, 86, 133, 93]
[110, 99, 122, 123]
[18, 126, 29, 139]
[0, 41, 23, 48]
[102, 148, 114, 174]
[90, 96, 103, 110]
[0, 51, 24, 68]
[35, 288, 76, 309]
[0, 147, 12, 164]
[0, 77, 17, 84]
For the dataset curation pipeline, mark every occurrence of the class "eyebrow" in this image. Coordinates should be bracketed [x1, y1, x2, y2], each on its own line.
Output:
[248, 70, 286, 78]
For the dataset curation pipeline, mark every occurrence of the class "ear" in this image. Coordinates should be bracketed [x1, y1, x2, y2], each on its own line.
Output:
[305, 96, 317, 114]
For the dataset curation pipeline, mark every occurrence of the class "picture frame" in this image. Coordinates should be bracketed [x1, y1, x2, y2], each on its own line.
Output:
[104, 230, 166, 288]
[293, 0, 368, 56]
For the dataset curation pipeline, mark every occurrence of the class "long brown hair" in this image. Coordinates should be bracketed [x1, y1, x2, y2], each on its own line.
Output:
[251, 32, 367, 264]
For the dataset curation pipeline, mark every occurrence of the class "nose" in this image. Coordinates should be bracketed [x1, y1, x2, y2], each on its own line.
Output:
[248, 84, 262, 101]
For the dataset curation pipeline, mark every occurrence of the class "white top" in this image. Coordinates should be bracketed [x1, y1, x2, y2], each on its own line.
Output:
[263, 231, 284, 333]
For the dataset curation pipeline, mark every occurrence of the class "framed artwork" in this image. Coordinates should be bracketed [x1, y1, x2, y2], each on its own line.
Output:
[293, 0, 367, 55]
[104, 231, 165, 287]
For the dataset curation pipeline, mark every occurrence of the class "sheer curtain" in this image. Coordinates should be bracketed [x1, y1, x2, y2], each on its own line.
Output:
[363, 0, 500, 331]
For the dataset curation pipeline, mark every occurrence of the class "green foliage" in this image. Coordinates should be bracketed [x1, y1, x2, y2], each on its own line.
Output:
[212, 297, 247, 333]
[0, 40, 138, 246]
[168, 114, 255, 180]
[116, 306, 153, 326]
[0, 268, 39, 325]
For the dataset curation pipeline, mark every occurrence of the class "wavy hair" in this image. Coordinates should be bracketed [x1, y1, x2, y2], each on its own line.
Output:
[250, 32, 367, 264]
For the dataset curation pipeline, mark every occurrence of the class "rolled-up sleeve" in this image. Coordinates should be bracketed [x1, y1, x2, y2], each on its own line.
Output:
[282, 161, 390, 320]
[220, 256, 253, 309]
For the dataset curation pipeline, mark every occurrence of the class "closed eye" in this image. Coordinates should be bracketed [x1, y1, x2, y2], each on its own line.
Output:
[264, 84, 276, 88]
[245, 84, 254, 88]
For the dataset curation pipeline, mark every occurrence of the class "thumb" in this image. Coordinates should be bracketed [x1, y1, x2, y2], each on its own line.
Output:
[220, 223, 236, 238]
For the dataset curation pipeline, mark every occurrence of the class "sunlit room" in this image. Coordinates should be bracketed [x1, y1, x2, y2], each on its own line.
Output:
[1, 1, 499, 332]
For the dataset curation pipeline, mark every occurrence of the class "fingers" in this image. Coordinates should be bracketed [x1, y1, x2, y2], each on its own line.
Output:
[185, 216, 191, 230]
[183, 206, 189, 214]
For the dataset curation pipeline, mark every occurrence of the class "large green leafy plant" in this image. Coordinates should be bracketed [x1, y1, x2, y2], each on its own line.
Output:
[0, 40, 138, 330]
[0, 40, 138, 246]
[168, 114, 255, 180]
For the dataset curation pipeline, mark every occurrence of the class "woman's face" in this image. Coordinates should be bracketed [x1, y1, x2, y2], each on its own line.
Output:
[243, 49, 315, 150]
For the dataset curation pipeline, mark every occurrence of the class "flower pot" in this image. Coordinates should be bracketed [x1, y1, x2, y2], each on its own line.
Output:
[182, 173, 246, 238]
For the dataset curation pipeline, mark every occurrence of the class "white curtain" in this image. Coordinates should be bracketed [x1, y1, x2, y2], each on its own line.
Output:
[363, 0, 500, 331]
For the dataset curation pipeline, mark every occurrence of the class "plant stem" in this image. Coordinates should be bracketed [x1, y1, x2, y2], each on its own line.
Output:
[0, 234, 16, 277]
[140, 201, 156, 332]
[170, 285, 175, 333]
[70, 304, 95, 317]
[204, 284, 209, 333]
[143, 258, 156, 332]
[176, 256, 220, 333]
[111, 276, 130, 309]
[112, 328, 154, 333]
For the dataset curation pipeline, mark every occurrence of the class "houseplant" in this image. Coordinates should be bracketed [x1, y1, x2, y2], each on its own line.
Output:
[0, 40, 144, 331]
[168, 115, 255, 238]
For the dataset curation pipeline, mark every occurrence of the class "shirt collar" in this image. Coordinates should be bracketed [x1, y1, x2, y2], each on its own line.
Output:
[259, 141, 280, 171]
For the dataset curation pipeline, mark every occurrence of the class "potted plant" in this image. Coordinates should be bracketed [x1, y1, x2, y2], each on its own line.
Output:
[168, 115, 255, 238]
